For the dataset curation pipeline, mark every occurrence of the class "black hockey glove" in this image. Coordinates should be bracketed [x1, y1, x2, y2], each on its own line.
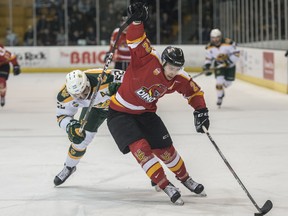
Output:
[13, 65, 21, 75]
[127, 2, 149, 22]
[193, 108, 210, 133]
[66, 119, 86, 144]
[202, 63, 212, 76]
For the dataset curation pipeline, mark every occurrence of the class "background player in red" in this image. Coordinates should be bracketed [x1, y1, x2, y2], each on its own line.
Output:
[0, 44, 21, 107]
[107, 3, 210, 205]
[105, 12, 131, 70]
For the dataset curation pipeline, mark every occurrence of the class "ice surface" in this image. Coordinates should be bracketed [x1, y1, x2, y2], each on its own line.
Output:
[0, 73, 287, 216]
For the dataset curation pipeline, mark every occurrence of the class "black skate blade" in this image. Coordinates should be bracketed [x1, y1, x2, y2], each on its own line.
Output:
[254, 200, 273, 216]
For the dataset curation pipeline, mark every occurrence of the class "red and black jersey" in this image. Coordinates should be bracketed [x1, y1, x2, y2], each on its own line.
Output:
[109, 28, 130, 62]
[110, 23, 207, 114]
[0, 44, 18, 66]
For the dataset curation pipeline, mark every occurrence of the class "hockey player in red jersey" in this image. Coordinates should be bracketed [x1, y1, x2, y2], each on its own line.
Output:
[107, 3, 210, 205]
[105, 12, 131, 70]
[0, 44, 21, 107]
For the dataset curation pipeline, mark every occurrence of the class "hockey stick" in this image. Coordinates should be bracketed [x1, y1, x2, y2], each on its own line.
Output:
[202, 126, 273, 216]
[79, 10, 140, 132]
[191, 67, 218, 79]
[191, 69, 214, 79]
[192, 62, 229, 79]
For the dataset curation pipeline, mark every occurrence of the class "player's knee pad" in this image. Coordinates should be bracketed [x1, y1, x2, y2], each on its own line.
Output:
[129, 139, 152, 162]
[153, 145, 187, 180]
[152, 145, 175, 162]
[68, 144, 87, 159]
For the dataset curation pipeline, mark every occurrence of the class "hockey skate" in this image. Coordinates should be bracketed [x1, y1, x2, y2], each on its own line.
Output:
[163, 183, 184, 205]
[181, 177, 207, 197]
[0, 96, 5, 107]
[54, 165, 76, 186]
[216, 93, 225, 107]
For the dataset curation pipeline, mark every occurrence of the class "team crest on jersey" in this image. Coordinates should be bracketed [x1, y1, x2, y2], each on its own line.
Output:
[153, 68, 161, 75]
[135, 84, 167, 103]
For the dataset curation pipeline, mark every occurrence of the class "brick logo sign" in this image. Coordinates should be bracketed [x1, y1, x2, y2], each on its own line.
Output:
[263, 52, 274, 80]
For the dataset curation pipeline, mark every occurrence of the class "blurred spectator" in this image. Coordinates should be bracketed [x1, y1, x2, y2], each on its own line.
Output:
[86, 26, 97, 45]
[145, 7, 156, 43]
[56, 27, 66, 45]
[38, 28, 55, 46]
[23, 25, 34, 46]
[69, 7, 86, 41]
[100, 2, 117, 36]
[189, 29, 199, 44]
[78, 0, 92, 14]
[100, 26, 110, 45]
[202, 27, 210, 44]
[69, 30, 84, 45]
[160, 12, 173, 44]
[5, 28, 19, 46]
[37, 14, 48, 33]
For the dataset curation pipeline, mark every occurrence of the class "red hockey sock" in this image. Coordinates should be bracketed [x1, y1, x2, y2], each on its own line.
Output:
[153, 145, 189, 182]
[129, 139, 169, 189]
[0, 77, 7, 97]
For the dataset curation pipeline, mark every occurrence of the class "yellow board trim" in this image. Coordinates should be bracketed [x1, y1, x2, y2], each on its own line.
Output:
[185, 67, 288, 94]
[236, 73, 288, 94]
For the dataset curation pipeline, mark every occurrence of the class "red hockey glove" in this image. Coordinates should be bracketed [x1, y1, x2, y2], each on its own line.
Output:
[13, 65, 21, 75]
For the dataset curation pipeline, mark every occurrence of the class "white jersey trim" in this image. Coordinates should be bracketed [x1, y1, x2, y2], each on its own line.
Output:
[115, 92, 145, 110]
[142, 157, 159, 172]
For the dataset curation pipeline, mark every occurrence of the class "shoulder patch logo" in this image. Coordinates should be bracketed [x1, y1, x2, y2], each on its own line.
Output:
[61, 87, 70, 98]
[153, 68, 161, 75]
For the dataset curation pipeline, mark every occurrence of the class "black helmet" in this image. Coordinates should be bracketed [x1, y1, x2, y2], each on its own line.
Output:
[161, 46, 185, 67]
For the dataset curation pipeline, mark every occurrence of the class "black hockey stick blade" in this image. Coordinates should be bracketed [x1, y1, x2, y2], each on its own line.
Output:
[255, 200, 273, 215]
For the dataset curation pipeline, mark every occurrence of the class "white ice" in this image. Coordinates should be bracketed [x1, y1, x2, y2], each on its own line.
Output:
[0, 73, 287, 216]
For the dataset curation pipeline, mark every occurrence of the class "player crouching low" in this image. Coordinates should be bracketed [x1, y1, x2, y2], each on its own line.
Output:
[54, 68, 124, 186]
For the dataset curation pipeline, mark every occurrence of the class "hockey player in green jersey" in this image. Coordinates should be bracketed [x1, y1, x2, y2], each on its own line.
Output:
[203, 29, 240, 107]
[54, 68, 124, 186]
